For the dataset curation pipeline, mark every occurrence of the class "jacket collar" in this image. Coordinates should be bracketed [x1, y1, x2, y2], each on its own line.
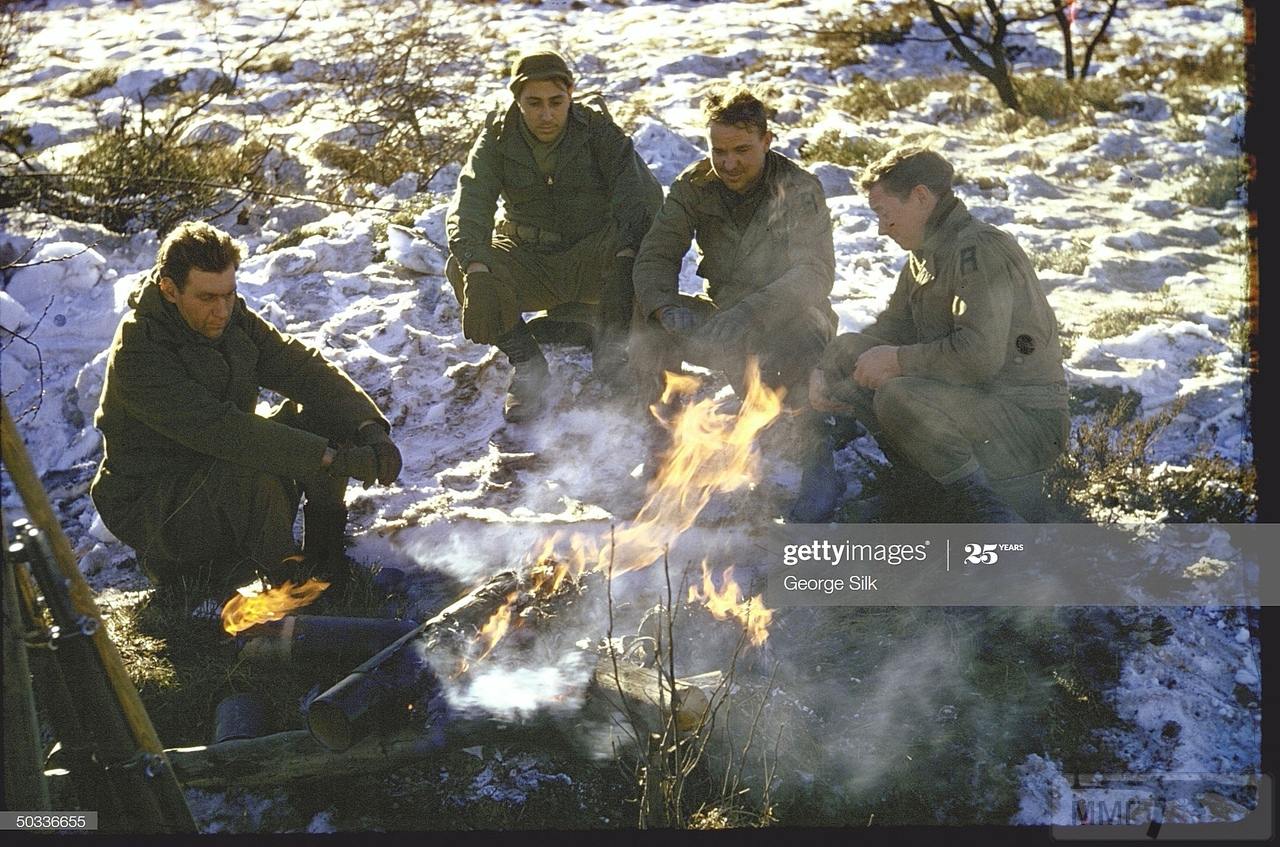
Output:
[916, 194, 969, 256]
[499, 101, 589, 169]
[131, 278, 240, 347]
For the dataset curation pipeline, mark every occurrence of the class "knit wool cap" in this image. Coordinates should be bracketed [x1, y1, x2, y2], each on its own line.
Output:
[508, 50, 573, 94]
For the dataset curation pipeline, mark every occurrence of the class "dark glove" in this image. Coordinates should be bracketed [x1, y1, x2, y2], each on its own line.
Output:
[356, 424, 403, 485]
[656, 305, 699, 334]
[328, 446, 379, 487]
[461, 270, 520, 345]
[699, 304, 755, 345]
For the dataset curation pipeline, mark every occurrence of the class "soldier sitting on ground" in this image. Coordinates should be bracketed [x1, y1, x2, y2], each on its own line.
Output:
[630, 86, 840, 521]
[805, 146, 1070, 523]
[90, 221, 402, 592]
[445, 49, 663, 422]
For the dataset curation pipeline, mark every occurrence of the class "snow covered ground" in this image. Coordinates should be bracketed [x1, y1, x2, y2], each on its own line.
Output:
[0, 0, 1258, 831]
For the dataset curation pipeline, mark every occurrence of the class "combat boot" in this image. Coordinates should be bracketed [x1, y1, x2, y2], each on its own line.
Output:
[786, 416, 845, 523]
[302, 501, 356, 585]
[591, 337, 631, 395]
[945, 468, 1026, 523]
[497, 322, 551, 423]
[503, 356, 550, 423]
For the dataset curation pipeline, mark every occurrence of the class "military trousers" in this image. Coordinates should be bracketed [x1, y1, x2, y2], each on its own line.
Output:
[445, 224, 630, 343]
[629, 294, 836, 406]
[823, 331, 1070, 486]
[112, 402, 348, 592]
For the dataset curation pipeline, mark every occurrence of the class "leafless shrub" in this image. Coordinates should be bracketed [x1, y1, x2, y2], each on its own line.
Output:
[308, 0, 486, 195]
[815, 1, 1123, 113]
[1047, 392, 1256, 522]
[1, 5, 300, 234]
[0, 0, 36, 73]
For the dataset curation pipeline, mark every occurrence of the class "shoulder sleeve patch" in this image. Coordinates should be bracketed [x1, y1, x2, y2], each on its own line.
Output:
[960, 245, 979, 276]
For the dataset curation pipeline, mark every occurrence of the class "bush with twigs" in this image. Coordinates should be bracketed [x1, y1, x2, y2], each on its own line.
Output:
[307, 0, 485, 195]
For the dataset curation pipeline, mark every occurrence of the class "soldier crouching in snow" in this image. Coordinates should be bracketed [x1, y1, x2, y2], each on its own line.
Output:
[444, 49, 663, 422]
[90, 221, 403, 592]
[805, 146, 1070, 523]
[629, 86, 841, 522]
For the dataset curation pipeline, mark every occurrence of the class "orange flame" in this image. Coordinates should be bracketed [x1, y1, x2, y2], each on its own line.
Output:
[605, 358, 784, 576]
[687, 561, 773, 647]
[659, 370, 702, 405]
[221, 578, 330, 635]
[474, 591, 520, 663]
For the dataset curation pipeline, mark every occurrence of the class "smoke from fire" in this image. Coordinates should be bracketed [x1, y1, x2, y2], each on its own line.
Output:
[393, 366, 1064, 810]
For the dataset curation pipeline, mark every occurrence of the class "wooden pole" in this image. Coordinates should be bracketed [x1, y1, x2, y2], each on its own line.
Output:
[0, 399, 197, 832]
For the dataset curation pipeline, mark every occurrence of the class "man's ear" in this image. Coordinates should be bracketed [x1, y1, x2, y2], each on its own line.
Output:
[159, 276, 178, 304]
[762, 130, 775, 148]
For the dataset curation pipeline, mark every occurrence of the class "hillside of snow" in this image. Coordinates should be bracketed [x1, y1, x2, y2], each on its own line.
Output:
[0, 0, 1257, 832]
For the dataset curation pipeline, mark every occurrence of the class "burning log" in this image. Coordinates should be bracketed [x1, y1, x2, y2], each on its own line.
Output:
[308, 570, 521, 751]
[237, 615, 420, 669]
[589, 663, 721, 733]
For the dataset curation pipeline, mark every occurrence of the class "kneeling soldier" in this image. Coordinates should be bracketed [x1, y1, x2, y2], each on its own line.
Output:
[90, 222, 402, 590]
[445, 49, 663, 421]
[808, 146, 1070, 522]
[631, 86, 839, 519]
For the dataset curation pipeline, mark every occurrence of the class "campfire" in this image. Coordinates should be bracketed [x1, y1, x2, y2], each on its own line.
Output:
[216, 362, 785, 760]
[453, 359, 785, 667]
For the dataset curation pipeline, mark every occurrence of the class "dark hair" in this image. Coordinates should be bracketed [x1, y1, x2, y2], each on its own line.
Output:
[859, 145, 954, 200]
[155, 221, 244, 291]
[702, 86, 772, 138]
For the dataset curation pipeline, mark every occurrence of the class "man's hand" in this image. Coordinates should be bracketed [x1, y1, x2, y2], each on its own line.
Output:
[808, 368, 857, 414]
[699, 305, 754, 346]
[656, 305, 699, 334]
[852, 345, 902, 390]
[357, 424, 403, 485]
[328, 446, 379, 488]
[461, 270, 518, 345]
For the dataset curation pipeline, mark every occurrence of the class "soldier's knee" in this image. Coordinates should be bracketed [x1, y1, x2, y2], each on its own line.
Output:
[871, 377, 917, 421]
[220, 464, 295, 520]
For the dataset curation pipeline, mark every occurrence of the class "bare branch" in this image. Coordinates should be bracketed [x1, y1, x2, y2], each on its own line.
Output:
[0, 296, 54, 422]
[1081, 0, 1122, 79]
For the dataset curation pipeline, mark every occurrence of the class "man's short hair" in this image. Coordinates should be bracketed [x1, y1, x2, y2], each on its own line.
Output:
[702, 86, 772, 137]
[859, 145, 955, 200]
[156, 221, 244, 291]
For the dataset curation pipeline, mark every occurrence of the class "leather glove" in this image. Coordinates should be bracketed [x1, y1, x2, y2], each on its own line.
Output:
[461, 270, 520, 345]
[699, 304, 755, 346]
[328, 446, 379, 487]
[356, 424, 403, 485]
[656, 305, 699, 334]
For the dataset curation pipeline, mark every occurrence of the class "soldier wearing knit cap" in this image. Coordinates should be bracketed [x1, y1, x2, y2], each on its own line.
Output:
[508, 50, 574, 94]
[445, 48, 663, 422]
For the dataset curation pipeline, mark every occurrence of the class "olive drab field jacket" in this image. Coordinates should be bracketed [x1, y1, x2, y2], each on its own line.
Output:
[632, 151, 838, 329]
[446, 100, 663, 269]
[824, 197, 1068, 410]
[90, 281, 387, 524]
